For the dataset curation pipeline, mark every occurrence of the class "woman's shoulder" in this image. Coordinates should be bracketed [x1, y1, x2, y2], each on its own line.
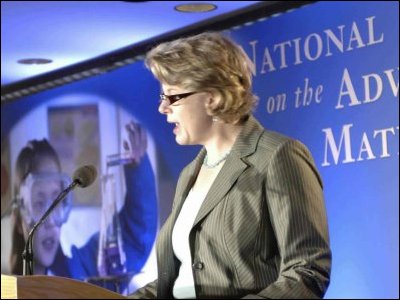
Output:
[256, 129, 312, 162]
[258, 129, 294, 151]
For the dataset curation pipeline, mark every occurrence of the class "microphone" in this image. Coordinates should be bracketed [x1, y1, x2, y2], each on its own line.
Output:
[22, 165, 97, 276]
[73, 165, 97, 188]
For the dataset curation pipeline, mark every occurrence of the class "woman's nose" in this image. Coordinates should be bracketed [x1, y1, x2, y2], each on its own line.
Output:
[158, 100, 171, 115]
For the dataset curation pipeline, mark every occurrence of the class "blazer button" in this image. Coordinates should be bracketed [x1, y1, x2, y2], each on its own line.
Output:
[192, 262, 204, 270]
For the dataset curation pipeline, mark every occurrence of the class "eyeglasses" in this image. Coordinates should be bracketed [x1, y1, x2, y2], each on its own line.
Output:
[159, 91, 199, 106]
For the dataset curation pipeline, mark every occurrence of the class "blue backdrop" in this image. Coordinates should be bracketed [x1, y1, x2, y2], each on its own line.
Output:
[1, 1, 398, 298]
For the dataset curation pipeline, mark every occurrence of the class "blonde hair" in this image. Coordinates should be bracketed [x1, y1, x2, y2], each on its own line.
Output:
[145, 32, 258, 123]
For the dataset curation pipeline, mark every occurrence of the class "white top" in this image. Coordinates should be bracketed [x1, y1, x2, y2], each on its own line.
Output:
[172, 187, 208, 299]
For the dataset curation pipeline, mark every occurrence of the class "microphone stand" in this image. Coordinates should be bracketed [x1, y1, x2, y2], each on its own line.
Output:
[22, 180, 79, 276]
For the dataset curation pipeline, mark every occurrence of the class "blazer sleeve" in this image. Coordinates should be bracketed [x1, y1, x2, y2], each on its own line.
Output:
[245, 139, 331, 299]
[127, 279, 158, 299]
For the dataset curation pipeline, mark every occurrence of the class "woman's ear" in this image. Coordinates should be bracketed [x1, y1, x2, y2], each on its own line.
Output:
[205, 92, 222, 120]
[205, 91, 219, 111]
[205, 92, 213, 105]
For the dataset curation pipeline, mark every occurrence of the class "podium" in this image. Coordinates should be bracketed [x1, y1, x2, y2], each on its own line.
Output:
[1, 274, 126, 299]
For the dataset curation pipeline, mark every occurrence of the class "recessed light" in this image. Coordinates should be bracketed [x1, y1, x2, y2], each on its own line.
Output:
[175, 3, 217, 13]
[17, 58, 52, 65]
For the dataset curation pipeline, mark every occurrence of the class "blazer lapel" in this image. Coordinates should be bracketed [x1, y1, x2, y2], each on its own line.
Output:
[193, 115, 264, 228]
[172, 148, 206, 220]
[157, 152, 205, 297]
[193, 154, 248, 228]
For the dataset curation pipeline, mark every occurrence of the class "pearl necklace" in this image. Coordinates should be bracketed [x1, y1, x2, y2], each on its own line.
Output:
[203, 151, 230, 168]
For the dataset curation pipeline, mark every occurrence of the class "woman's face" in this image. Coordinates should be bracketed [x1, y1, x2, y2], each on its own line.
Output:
[159, 84, 214, 146]
[21, 157, 61, 270]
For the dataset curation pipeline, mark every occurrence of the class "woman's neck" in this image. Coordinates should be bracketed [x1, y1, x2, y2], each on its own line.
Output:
[203, 121, 243, 161]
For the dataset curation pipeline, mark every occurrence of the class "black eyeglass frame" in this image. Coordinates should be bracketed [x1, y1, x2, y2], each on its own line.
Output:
[159, 91, 199, 105]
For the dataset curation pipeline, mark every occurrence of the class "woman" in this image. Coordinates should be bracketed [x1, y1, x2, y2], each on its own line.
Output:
[130, 32, 331, 299]
[10, 122, 157, 286]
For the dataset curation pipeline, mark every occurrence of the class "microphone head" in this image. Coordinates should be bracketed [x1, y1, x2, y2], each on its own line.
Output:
[73, 165, 97, 188]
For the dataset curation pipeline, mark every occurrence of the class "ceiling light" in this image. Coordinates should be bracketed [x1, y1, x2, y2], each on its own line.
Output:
[175, 3, 217, 13]
[17, 58, 52, 65]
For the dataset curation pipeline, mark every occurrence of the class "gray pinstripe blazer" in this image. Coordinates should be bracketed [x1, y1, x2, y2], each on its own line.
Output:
[130, 115, 331, 299]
